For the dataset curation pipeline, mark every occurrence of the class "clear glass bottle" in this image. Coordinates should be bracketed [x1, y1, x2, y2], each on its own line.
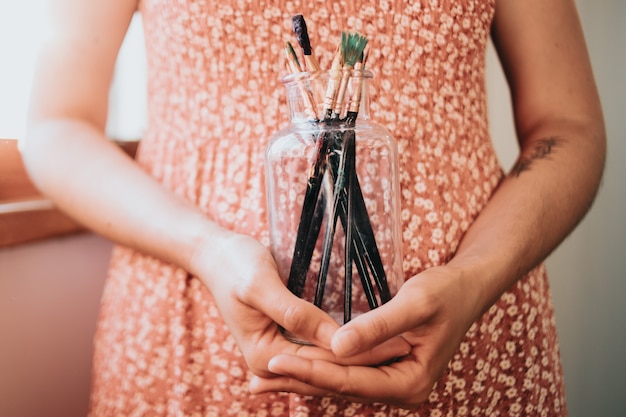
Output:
[265, 69, 403, 343]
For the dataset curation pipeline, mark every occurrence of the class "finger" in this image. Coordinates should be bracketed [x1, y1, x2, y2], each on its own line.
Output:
[295, 335, 410, 366]
[249, 377, 376, 404]
[249, 375, 329, 397]
[331, 289, 425, 356]
[249, 375, 375, 405]
[262, 332, 406, 368]
[266, 354, 417, 401]
[246, 276, 340, 348]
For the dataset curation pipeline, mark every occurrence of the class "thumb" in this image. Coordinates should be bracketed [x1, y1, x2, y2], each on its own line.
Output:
[250, 277, 340, 348]
[330, 291, 418, 357]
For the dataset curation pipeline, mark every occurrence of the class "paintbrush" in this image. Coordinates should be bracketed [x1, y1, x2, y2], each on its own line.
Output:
[284, 41, 319, 120]
[292, 14, 322, 72]
[321, 48, 343, 120]
[345, 50, 391, 303]
[285, 133, 329, 298]
[313, 32, 368, 309]
[333, 32, 368, 118]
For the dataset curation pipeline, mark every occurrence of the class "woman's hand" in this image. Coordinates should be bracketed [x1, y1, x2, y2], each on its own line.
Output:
[248, 265, 479, 408]
[190, 232, 412, 379]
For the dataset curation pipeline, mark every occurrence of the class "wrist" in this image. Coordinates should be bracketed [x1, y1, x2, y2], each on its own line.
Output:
[184, 216, 234, 277]
[444, 253, 508, 323]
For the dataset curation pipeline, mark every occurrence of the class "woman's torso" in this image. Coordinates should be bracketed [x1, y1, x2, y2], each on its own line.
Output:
[89, 1, 567, 415]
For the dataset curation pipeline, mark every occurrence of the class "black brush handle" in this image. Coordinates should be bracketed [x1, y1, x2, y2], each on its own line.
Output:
[328, 130, 376, 310]
[297, 187, 327, 288]
[343, 129, 355, 323]
[330, 131, 378, 312]
[335, 182, 378, 310]
[286, 132, 329, 297]
[350, 174, 392, 302]
[343, 114, 391, 303]
[314, 131, 345, 307]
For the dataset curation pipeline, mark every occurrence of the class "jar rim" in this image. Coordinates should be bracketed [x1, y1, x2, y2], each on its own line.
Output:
[280, 69, 374, 84]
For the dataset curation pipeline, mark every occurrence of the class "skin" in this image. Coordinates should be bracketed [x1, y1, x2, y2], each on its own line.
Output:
[22, 0, 605, 410]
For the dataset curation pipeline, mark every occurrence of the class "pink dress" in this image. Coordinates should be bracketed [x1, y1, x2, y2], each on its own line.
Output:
[89, 0, 568, 415]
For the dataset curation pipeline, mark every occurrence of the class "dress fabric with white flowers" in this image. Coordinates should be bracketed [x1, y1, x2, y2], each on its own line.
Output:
[89, 0, 568, 415]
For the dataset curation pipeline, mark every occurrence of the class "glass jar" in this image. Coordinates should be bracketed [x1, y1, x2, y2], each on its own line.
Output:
[265, 69, 403, 343]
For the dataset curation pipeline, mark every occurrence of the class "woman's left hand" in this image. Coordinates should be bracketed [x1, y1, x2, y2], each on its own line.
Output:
[248, 265, 481, 409]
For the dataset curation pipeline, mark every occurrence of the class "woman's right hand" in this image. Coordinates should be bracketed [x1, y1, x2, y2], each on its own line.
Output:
[189, 231, 411, 378]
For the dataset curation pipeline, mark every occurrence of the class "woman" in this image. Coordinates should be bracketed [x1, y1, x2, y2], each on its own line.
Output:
[22, 0, 605, 415]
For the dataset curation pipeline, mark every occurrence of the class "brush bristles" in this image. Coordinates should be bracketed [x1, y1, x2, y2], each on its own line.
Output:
[285, 41, 302, 72]
[292, 14, 312, 55]
[341, 32, 368, 68]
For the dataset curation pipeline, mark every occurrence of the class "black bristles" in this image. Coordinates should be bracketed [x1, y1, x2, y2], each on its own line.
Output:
[292, 14, 312, 55]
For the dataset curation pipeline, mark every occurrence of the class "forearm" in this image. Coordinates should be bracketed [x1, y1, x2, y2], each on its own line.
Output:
[17, 0, 221, 275]
[21, 118, 230, 274]
[446, 0, 607, 320]
[448, 119, 605, 319]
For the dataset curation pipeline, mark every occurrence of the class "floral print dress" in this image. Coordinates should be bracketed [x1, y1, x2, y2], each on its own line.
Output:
[89, 0, 568, 415]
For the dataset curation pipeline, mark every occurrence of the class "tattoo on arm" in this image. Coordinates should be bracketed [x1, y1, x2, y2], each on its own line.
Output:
[510, 136, 563, 177]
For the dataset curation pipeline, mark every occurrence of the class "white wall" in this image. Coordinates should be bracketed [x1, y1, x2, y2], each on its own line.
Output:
[106, 13, 148, 141]
[0, 3, 47, 139]
[487, 1, 626, 416]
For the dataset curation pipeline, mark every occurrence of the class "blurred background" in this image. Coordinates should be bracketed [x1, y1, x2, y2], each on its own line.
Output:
[1, 1, 624, 416]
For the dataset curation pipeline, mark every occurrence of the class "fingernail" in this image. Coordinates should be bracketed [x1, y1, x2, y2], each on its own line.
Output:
[267, 356, 281, 373]
[248, 376, 261, 393]
[332, 329, 359, 356]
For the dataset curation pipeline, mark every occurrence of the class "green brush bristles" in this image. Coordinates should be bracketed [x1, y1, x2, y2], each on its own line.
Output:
[341, 32, 368, 68]
[285, 41, 302, 71]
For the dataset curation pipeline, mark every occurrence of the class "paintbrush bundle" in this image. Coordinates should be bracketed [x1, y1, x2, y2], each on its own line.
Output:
[265, 15, 404, 343]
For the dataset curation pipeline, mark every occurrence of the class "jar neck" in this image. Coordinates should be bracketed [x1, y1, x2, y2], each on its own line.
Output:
[282, 69, 372, 124]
